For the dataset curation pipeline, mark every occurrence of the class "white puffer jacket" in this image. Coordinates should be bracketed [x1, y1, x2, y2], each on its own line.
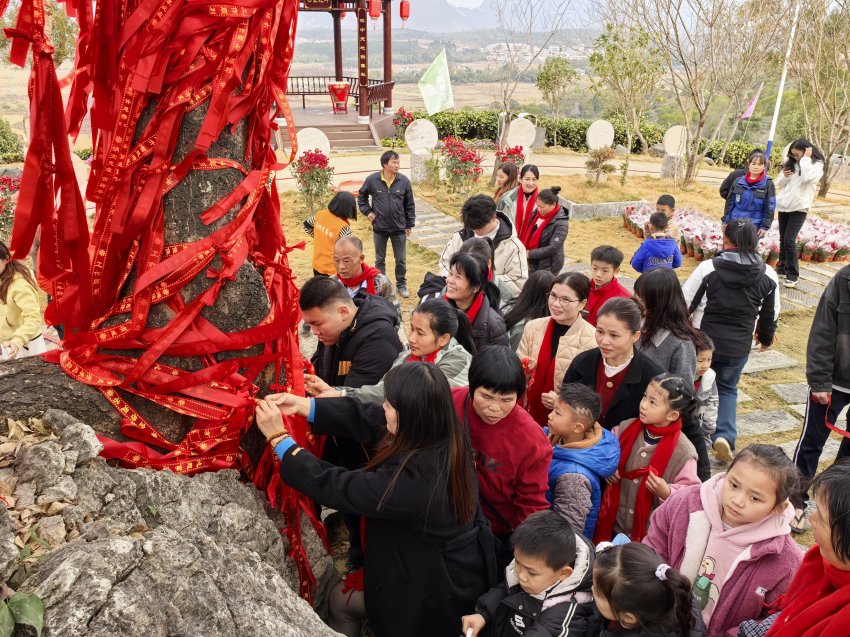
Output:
[775, 156, 824, 213]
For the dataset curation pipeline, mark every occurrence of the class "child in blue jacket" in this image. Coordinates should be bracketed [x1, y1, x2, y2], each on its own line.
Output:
[722, 149, 776, 236]
[545, 383, 620, 538]
[631, 212, 683, 272]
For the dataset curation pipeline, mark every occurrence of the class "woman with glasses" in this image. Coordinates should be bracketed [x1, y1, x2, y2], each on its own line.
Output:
[517, 272, 596, 425]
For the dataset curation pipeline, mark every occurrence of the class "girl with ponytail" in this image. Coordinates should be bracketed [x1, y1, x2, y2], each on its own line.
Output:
[593, 543, 707, 636]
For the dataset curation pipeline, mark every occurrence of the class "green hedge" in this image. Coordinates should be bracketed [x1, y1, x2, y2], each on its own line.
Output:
[408, 109, 770, 168]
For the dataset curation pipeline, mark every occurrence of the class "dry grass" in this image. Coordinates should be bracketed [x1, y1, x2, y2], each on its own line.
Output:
[279, 191, 439, 318]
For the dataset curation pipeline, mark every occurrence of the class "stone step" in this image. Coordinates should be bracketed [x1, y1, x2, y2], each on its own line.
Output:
[743, 350, 798, 374]
[771, 383, 809, 404]
[779, 437, 841, 463]
[737, 409, 801, 438]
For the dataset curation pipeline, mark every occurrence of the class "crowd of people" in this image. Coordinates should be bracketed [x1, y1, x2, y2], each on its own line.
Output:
[250, 140, 850, 637]
[1, 140, 846, 637]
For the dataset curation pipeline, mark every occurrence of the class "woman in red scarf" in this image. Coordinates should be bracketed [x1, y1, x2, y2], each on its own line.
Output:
[445, 252, 508, 352]
[497, 164, 539, 227]
[517, 272, 596, 425]
[761, 462, 850, 637]
[519, 186, 570, 275]
[305, 298, 476, 402]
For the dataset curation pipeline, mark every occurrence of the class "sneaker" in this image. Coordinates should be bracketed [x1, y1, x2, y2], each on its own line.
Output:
[784, 278, 798, 288]
[713, 437, 734, 464]
[398, 286, 410, 299]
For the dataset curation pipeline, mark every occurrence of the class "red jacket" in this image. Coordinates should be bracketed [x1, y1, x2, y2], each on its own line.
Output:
[585, 278, 632, 326]
[452, 387, 552, 536]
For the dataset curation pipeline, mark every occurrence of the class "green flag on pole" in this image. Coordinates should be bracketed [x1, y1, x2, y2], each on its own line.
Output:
[418, 49, 454, 115]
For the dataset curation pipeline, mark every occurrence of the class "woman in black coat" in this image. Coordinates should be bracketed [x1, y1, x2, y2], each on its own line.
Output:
[255, 363, 496, 637]
[445, 251, 508, 351]
[519, 186, 569, 274]
[563, 297, 710, 481]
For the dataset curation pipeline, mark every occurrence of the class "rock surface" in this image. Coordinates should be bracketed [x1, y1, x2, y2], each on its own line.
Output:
[0, 410, 339, 637]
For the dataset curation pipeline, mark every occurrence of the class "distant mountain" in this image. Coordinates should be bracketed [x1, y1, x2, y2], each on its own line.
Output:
[296, 0, 498, 32]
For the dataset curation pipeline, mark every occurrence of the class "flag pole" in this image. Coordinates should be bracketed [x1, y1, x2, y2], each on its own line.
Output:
[766, 0, 801, 166]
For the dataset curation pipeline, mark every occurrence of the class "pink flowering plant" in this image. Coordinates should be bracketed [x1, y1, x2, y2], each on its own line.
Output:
[440, 136, 484, 194]
[291, 149, 334, 213]
[0, 175, 21, 243]
[392, 107, 414, 139]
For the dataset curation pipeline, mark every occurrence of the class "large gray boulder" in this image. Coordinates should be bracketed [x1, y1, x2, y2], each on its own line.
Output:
[0, 409, 339, 637]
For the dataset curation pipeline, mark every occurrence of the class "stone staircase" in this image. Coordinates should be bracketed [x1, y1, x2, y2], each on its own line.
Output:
[322, 124, 378, 150]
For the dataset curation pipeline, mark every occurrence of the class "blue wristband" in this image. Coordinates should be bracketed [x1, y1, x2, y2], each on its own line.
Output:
[274, 436, 297, 460]
[307, 397, 316, 423]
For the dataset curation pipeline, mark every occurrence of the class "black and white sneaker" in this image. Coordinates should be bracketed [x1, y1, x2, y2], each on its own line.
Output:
[783, 278, 798, 288]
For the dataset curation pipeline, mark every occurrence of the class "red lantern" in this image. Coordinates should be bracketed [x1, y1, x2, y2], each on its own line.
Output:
[340, 11, 347, 19]
[400, 0, 410, 21]
[368, 0, 381, 21]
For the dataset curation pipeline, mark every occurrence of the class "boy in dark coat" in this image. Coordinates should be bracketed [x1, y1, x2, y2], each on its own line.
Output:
[462, 511, 600, 637]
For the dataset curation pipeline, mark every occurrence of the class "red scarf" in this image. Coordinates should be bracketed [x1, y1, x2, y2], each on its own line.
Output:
[594, 418, 684, 543]
[527, 319, 558, 425]
[407, 349, 440, 364]
[338, 264, 382, 295]
[446, 292, 486, 324]
[520, 204, 560, 250]
[514, 188, 538, 237]
[766, 545, 850, 637]
[746, 172, 763, 185]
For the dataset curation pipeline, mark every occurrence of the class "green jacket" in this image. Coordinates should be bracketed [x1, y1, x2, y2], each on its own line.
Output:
[342, 340, 472, 404]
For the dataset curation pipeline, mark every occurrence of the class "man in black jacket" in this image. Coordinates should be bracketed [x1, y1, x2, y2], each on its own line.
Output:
[300, 275, 402, 388]
[357, 150, 416, 298]
[790, 264, 850, 532]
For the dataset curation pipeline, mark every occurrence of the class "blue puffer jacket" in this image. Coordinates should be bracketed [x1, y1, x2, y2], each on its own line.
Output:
[545, 427, 621, 538]
[722, 172, 776, 231]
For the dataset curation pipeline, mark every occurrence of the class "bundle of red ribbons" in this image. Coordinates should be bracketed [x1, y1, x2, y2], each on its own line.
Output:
[1, 0, 327, 601]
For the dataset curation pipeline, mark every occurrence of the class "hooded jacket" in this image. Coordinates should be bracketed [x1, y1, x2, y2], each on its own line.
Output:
[643, 474, 803, 637]
[523, 206, 570, 275]
[807, 264, 850, 393]
[311, 294, 403, 388]
[775, 156, 824, 213]
[343, 339, 472, 404]
[722, 173, 776, 232]
[546, 426, 621, 538]
[440, 211, 529, 298]
[682, 250, 780, 358]
[474, 533, 602, 637]
[630, 235, 683, 273]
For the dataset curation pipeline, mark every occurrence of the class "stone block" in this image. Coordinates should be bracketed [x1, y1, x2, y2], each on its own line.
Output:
[771, 383, 810, 404]
[410, 148, 431, 185]
[737, 391, 752, 404]
[736, 410, 800, 438]
[660, 155, 685, 179]
[742, 350, 799, 374]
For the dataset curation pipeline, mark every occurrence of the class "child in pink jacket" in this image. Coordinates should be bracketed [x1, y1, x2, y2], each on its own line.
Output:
[643, 444, 803, 636]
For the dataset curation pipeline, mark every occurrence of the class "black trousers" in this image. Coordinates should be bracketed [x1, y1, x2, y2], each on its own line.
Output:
[777, 210, 807, 280]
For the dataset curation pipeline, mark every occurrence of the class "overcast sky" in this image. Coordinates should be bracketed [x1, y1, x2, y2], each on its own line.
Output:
[446, 0, 486, 7]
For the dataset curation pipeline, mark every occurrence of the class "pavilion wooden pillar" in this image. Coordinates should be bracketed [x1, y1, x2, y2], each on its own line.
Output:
[332, 6, 343, 81]
[382, 0, 392, 113]
[357, 3, 369, 121]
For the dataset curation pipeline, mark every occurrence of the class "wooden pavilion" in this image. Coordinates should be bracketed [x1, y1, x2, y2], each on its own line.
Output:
[293, 0, 398, 122]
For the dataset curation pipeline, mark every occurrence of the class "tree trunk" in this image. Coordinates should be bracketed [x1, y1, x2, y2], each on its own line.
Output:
[622, 130, 632, 184]
[637, 128, 649, 155]
[718, 116, 743, 167]
[490, 116, 513, 186]
[684, 115, 708, 186]
[818, 155, 832, 197]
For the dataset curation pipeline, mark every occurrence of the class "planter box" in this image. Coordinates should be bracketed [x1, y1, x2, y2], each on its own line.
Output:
[565, 198, 650, 221]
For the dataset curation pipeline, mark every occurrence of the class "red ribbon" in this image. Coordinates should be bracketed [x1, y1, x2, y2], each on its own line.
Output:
[3, 0, 324, 602]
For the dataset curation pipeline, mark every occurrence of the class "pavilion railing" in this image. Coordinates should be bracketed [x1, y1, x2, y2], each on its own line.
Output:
[286, 76, 389, 111]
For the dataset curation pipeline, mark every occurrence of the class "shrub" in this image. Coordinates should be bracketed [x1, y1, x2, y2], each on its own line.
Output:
[494, 145, 526, 166]
[0, 175, 21, 244]
[0, 117, 23, 159]
[73, 147, 93, 161]
[585, 148, 617, 184]
[440, 136, 484, 194]
[290, 149, 334, 214]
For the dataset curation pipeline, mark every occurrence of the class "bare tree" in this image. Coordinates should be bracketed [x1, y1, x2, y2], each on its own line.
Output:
[790, 0, 850, 196]
[621, 0, 786, 185]
[489, 0, 572, 177]
[589, 24, 663, 182]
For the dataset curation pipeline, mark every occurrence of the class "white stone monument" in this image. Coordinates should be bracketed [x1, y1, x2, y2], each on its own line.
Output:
[295, 128, 332, 159]
[661, 125, 687, 180]
[586, 119, 615, 151]
[405, 119, 439, 184]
